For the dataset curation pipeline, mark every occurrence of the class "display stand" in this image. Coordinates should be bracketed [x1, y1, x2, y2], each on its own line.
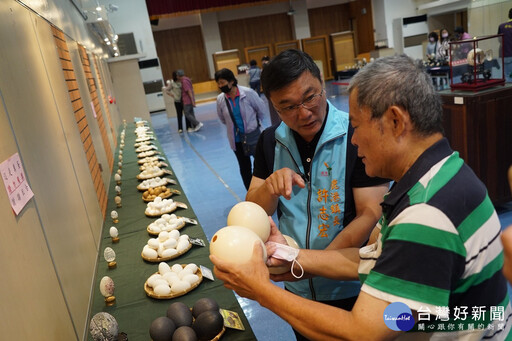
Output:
[440, 84, 512, 204]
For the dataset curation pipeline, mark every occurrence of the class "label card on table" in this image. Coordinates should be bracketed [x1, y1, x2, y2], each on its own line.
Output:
[0, 153, 34, 215]
[200, 265, 214, 281]
[220, 309, 246, 330]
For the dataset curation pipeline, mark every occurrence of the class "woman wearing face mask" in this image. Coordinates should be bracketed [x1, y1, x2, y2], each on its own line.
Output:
[439, 28, 451, 63]
[215, 68, 268, 190]
[426, 31, 443, 62]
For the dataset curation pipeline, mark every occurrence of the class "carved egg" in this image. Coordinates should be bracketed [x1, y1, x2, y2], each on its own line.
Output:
[99, 276, 115, 297]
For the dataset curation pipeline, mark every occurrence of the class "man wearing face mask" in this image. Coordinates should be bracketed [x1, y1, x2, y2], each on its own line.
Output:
[215, 68, 268, 190]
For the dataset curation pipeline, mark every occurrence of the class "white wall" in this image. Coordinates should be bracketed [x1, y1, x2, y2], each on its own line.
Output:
[383, 0, 418, 49]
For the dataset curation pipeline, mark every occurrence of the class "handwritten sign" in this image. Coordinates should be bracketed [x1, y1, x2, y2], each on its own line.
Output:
[0, 153, 34, 215]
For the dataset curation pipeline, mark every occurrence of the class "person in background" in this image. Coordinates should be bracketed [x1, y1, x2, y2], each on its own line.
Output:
[261, 55, 270, 68]
[176, 69, 203, 133]
[211, 54, 511, 340]
[248, 59, 262, 95]
[245, 49, 389, 340]
[162, 71, 190, 133]
[453, 26, 472, 60]
[215, 68, 267, 190]
[439, 28, 451, 63]
[426, 31, 442, 62]
[498, 8, 512, 82]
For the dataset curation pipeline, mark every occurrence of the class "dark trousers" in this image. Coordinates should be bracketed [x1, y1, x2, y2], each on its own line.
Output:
[234, 142, 252, 190]
[291, 295, 358, 341]
[174, 101, 190, 130]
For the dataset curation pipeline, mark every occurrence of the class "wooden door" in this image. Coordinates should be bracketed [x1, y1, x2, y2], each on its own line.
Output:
[331, 31, 356, 72]
[302, 35, 333, 80]
[274, 40, 301, 54]
[244, 44, 272, 66]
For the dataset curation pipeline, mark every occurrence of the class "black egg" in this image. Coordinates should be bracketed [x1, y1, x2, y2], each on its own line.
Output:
[149, 316, 176, 341]
[192, 310, 224, 341]
[167, 302, 193, 327]
[172, 326, 198, 341]
[192, 298, 219, 318]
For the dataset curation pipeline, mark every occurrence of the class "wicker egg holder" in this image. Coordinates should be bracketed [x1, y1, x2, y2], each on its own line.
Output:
[135, 136, 154, 143]
[137, 178, 177, 191]
[136, 169, 165, 180]
[136, 145, 158, 153]
[141, 242, 192, 263]
[139, 161, 168, 171]
[144, 265, 203, 299]
[144, 202, 188, 217]
[137, 156, 159, 165]
[142, 187, 181, 202]
[137, 150, 159, 158]
[147, 219, 187, 236]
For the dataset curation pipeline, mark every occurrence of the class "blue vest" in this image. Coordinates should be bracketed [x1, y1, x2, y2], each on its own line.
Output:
[273, 101, 361, 301]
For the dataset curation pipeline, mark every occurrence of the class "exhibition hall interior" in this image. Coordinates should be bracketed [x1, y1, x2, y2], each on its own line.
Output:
[1, 0, 512, 340]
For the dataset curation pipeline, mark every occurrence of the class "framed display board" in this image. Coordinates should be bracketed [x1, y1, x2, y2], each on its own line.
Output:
[331, 31, 356, 72]
[244, 44, 272, 65]
[274, 40, 301, 54]
[213, 49, 241, 75]
[302, 35, 333, 80]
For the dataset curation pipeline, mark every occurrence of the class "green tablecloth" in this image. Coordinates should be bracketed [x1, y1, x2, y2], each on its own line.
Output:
[88, 122, 255, 341]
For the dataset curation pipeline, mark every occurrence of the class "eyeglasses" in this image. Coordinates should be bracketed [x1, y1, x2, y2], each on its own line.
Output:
[274, 89, 325, 115]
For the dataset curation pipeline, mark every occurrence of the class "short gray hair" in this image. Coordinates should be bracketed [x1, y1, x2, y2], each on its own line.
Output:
[348, 54, 443, 136]
[176, 69, 185, 77]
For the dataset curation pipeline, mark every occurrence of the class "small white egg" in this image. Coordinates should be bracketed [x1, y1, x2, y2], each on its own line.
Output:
[152, 279, 168, 288]
[154, 197, 162, 204]
[161, 214, 171, 221]
[154, 284, 171, 296]
[168, 230, 180, 240]
[155, 218, 166, 226]
[162, 248, 178, 258]
[147, 274, 163, 288]
[148, 238, 159, 249]
[170, 280, 191, 294]
[163, 239, 177, 249]
[178, 234, 189, 242]
[109, 227, 118, 238]
[182, 274, 199, 285]
[176, 240, 190, 253]
[157, 244, 165, 257]
[162, 272, 179, 285]
[178, 268, 193, 279]
[149, 225, 161, 234]
[158, 262, 171, 275]
[170, 214, 177, 220]
[184, 264, 198, 273]
[158, 231, 169, 242]
[171, 264, 183, 273]
[142, 245, 158, 260]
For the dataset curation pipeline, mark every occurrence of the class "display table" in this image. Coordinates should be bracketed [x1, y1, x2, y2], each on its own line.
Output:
[440, 84, 512, 205]
[88, 122, 255, 340]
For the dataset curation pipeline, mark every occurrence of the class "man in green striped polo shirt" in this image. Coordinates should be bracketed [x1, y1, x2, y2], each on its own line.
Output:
[211, 54, 511, 340]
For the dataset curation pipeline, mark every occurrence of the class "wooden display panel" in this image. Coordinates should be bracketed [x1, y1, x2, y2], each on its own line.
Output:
[274, 40, 301, 54]
[440, 85, 512, 204]
[331, 31, 356, 72]
[92, 56, 116, 149]
[78, 45, 114, 177]
[244, 44, 272, 65]
[52, 27, 108, 217]
[213, 49, 241, 74]
[302, 35, 333, 80]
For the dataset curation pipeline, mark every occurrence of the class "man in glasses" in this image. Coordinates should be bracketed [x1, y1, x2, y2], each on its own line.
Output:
[245, 49, 389, 340]
[213, 54, 511, 340]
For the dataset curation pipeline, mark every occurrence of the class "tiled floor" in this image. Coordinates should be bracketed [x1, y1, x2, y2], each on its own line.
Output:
[150, 81, 512, 340]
